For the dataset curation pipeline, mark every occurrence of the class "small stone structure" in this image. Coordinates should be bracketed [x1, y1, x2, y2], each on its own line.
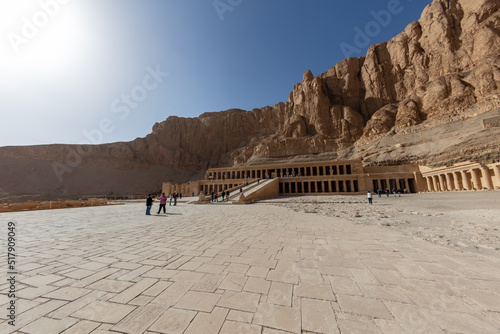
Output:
[482, 115, 500, 129]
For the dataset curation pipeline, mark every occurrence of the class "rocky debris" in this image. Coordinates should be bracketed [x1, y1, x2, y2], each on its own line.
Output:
[0, 198, 109, 212]
[267, 193, 500, 259]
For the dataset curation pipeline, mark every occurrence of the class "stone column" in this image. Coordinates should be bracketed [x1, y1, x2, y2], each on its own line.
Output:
[438, 174, 447, 191]
[471, 169, 481, 190]
[445, 173, 454, 191]
[481, 166, 493, 190]
[452, 172, 461, 191]
[494, 165, 500, 188]
[402, 178, 408, 191]
[432, 175, 440, 192]
[426, 177, 433, 192]
[460, 171, 470, 190]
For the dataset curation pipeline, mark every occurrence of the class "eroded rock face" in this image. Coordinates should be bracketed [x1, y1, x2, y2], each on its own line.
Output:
[1, 0, 500, 199]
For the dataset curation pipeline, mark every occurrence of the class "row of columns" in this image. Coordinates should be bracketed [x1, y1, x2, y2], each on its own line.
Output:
[281, 179, 359, 194]
[425, 165, 497, 192]
[207, 164, 353, 180]
[202, 183, 239, 195]
[372, 178, 409, 191]
[164, 183, 189, 196]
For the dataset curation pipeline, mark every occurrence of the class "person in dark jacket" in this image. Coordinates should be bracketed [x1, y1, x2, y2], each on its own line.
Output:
[146, 194, 153, 215]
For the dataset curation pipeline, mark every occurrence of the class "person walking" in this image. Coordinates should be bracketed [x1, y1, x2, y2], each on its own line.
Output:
[367, 191, 373, 205]
[146, 194, 153, 215]
[157, 193, 167, 214]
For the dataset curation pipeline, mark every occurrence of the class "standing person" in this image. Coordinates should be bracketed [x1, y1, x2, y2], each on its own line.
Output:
[173, 193, 177, 206]
[367, 191, 373, 205]
[211, 191, 214, 202]
[146, 194, 153, 215]
[226, 190, 230, 201]
[221, 191, 225, 201]
[157, 193, 167, 214]
[169, 194, 172, 206]
[377, 188, 382, 197]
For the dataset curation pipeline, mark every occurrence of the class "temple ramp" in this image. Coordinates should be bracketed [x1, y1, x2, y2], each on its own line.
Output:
[235, 179, 279, 204]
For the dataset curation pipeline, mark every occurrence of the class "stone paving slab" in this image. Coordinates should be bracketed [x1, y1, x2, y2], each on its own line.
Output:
[1, 201, 500, 333]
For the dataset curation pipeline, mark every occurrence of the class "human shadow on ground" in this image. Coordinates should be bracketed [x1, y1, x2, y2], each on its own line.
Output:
[151, 213, 183, 217]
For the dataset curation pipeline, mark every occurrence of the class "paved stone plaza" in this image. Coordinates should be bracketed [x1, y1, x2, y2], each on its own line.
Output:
[1, 200, 500, 333]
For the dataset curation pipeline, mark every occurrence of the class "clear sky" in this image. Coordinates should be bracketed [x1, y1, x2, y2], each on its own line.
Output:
[0, 0, 430, 146]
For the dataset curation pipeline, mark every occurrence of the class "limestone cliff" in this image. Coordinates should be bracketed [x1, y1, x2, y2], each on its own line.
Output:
[1, 0, 499, 200]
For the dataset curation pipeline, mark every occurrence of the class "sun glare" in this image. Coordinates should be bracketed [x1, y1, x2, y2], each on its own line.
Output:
[1, 0, 84, 75]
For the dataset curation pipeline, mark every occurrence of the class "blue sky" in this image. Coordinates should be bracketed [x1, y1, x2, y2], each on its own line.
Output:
[0, 0, 430, 146]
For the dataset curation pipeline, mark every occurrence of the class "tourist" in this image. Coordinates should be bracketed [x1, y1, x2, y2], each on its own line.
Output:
[169, 194, 172, 206]
[392, 188, 397, 197]
[146, 194, 153, 215]
[173, 193, 177, 206]
[226, 190, 230, 201]
[179, 193, 182, 199]
[377, 188, 382, 197]
[367, 191, 373, 205]
[157, 192, 167, 214]
[221, 191, 225, 201]
[211, 191, 215, 202]
[214, 192, 218, 202]
[385, 188, 390, 197]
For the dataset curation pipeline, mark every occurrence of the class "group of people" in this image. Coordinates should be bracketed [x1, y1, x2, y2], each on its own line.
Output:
[367, 187, 407, 204]
[145, 192, 181, 215]
[376, 188, 407, 198]
[211, 190, 230, 202]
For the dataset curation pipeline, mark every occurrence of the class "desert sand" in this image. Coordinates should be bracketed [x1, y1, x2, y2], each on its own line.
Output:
[266, 191, 500, 260]
[0, 191, 499, 333]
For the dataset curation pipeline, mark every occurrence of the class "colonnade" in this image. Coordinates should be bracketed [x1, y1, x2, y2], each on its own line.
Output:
[280, 179, 359, 194]
[162, 160, 499, 201]
[422, 162, 500, 192]
[163, 183, 190, 196]
[206, 162, 355, 181]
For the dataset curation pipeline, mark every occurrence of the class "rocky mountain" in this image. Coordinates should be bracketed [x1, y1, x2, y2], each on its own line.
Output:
[1, 0, 499, 201]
